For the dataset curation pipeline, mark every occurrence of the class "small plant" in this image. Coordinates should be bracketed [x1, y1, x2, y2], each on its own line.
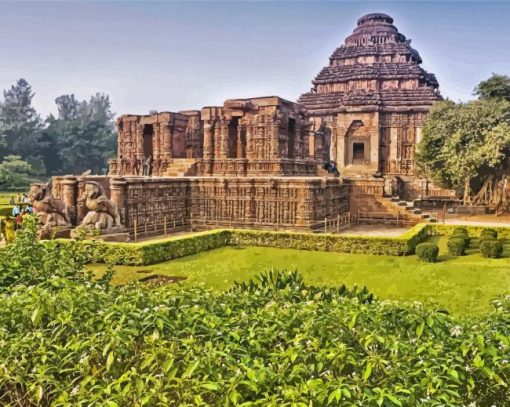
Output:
[447, 238, 466, 256]
[416, 242, 439, 263]
[480, 240, 503, 259]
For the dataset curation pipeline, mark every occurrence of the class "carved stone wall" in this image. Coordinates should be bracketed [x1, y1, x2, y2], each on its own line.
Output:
[190, 177, 348, 231]
[199, 96, 316, 176]
[109, 112, 196, 177]
[52, 175, 349, 233]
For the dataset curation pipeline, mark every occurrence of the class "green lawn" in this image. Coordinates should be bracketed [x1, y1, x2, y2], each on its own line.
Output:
[88, 235, 510, 317]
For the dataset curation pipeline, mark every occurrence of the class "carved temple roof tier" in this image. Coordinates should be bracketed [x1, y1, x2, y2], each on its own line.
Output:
[298, 13, 441, 115]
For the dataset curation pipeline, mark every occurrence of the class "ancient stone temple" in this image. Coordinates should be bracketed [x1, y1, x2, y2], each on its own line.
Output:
[50, 13, 451, 238]
[298, 13, 441, 177]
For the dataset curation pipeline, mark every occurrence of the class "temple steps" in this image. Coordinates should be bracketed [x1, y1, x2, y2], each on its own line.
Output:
[163, 159, 197, 177]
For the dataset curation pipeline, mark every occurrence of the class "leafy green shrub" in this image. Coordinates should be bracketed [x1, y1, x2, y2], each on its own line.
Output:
[447, 237, 466, 256]
[227, 225, 429, 257]
[0, 225, 509, 405]
[480, 240, 504, 258]
[415, 242, 439, 262]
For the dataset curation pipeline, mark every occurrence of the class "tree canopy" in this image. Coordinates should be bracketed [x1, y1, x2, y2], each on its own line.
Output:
[473, 73, 510, 102]
[417, 74, 510, 207]
[0, 79, 116, 180]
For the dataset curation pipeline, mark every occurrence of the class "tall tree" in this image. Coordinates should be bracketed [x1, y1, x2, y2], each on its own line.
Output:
[0, 79, 43, 162]
[45, 93, 116, 175]
[417, 74, 510, 205]
[0, 155, 32, 189]
[473, 73, 510, 101]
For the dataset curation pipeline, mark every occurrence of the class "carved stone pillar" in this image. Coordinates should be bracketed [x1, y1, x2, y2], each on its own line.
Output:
[220, 121, 230, 159]
[61, 177, 78, 225]
[159, 124, 172, 159]
[135, 126, 143, 158]
[203, 122, 214, 160]
[110, 177, 127, 226]
[153, 123, 161, 159]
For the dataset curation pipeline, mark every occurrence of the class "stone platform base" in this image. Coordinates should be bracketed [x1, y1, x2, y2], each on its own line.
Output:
[96, 232, 131, 242]
[39, 227, 72, 240]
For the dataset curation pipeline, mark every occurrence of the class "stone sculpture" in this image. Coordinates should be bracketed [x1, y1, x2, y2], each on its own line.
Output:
[78, 181, 121, 231]
[28, 183, 71, 237]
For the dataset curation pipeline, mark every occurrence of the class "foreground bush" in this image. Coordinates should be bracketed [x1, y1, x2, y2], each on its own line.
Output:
[0, 221, 509, 405]
[447, 237, 466, 256]
[416, 242, 439, 262]
[480, 240, 504, 259]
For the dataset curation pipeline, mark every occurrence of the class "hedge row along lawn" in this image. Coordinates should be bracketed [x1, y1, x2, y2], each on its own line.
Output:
[0, 219, 509, 405]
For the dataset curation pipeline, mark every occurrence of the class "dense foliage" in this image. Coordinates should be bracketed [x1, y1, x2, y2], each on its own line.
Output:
[0, 221, 509, 405]
[474, 73, 510, 102]
[480, 240, 504, 259]
[416, 97, 510, 202]
[0, 154, 32, 189]
[447, 237, 466, 256]
[415, 243, 439, 263]
[0, 79, 116, 177]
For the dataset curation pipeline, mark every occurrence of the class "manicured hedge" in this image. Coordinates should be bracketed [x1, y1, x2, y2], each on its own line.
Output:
[429, 224, 510, 239]
[54, 229, 230, 266]
[228, 223, 430, 257]
[15, 222, 509, 266]
[53, 223, 430, 266]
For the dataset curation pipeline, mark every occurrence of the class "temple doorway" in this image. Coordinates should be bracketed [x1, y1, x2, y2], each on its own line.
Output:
[228, 117, 240, 158]
[352, 142, 365, 164]
[143, 124, 154, 158]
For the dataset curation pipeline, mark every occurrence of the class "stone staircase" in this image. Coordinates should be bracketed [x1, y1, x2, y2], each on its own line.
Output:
[380, 196, 439, 223]
[163, 159, 197, 177]
[351, 194, 438, 226]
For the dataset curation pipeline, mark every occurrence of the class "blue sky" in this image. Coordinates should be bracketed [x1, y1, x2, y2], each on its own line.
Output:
[1, 1, 509, 117]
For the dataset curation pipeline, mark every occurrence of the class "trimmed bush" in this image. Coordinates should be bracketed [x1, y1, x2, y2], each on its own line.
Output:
[447, 238, 466, 256]
[480, 240, 503, 259]
[416, 243, 439, 263]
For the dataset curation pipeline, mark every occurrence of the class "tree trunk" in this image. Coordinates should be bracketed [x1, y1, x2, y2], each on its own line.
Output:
[463, 177, 471, 205]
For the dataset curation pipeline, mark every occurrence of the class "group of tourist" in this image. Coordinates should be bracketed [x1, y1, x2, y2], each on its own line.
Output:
[1, 194, 35, 245]
[130, 155, 154, 176]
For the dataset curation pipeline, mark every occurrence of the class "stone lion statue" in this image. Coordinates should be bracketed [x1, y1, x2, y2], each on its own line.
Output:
[78, 181, 121, 230]
[29, 183, 70, 233]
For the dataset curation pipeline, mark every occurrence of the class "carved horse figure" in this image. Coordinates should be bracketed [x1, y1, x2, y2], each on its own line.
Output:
[28, 183, 71, 232]
[78, 181, 121, 230]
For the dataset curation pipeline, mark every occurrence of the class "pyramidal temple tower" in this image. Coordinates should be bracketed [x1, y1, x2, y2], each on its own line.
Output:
[298, 13, 441, 176]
